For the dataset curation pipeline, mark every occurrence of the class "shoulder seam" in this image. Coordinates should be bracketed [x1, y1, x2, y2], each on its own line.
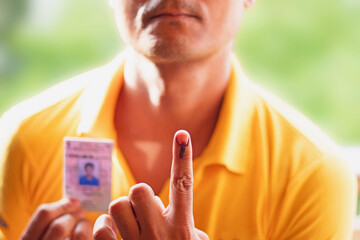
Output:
[251, 87, 326, 158]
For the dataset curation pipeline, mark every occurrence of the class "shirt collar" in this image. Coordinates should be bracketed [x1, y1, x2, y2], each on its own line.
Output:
[195, 54, 255, 175]
[76, 52, 126, 139]
[76, 52, 255, 175]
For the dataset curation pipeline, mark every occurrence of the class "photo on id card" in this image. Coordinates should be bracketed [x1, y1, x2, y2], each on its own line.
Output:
[63, 137, 113, 212]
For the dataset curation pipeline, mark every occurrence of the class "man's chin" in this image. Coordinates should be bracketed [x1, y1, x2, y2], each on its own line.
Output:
[135, 42, 198, 63]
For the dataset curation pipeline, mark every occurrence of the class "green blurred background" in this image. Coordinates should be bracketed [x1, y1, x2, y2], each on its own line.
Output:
[0, 0, 359, 144]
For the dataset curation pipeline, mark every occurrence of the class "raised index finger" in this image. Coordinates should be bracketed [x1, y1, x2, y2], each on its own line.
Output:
[169, 130, 194, 226]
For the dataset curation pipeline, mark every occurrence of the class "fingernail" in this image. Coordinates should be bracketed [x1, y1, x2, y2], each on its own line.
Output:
[176, 131, 189, 146]
[176, 131, 189, 159]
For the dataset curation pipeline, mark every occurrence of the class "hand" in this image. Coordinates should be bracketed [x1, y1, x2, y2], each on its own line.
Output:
[93, 130, 209, 240]
[21, 198, 92, 240]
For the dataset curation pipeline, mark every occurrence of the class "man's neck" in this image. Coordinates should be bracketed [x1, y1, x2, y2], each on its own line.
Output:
[114, 45, 233, 191]
[120, 45, 232, 134]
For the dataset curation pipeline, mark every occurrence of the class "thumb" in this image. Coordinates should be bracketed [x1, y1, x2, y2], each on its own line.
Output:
[169, 130, 194, 226]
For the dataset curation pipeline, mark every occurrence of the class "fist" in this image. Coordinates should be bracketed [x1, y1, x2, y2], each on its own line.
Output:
[21, 199, 92, 240]
[93, 130, 208, 240]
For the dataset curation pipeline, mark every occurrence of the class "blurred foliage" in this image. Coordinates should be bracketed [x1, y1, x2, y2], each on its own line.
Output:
[0, 0, 359, 144]
[0, 0, 122, 116]
[237, 0, 360, 144]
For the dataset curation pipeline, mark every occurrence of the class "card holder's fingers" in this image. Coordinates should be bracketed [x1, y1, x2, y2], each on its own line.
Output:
[41, 210, 86, 240]
[21, 199, 81, 240]
[93, 214, 118, 240]
[71, 219, 93, 240]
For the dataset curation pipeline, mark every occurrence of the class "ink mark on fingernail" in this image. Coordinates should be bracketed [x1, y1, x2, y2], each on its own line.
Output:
[179, 145, 186, 159]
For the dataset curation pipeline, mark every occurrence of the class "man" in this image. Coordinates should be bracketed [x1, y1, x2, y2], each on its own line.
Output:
[79, 163, 99, 186]
[0, 0, 356, 239]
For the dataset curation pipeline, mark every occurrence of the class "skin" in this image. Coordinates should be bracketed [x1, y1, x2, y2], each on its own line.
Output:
[20, 0, 255, 239]
[95, 0, 254, 239]
[113, 0, 254, 194]
[20, 199, 91, 240]
[94, 130, 209, 240]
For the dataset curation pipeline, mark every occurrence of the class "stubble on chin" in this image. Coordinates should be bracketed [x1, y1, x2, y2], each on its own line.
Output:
[136, 33, 193, 63]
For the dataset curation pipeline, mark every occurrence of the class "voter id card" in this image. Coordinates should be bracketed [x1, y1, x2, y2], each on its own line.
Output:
[63, 137, 113, 212]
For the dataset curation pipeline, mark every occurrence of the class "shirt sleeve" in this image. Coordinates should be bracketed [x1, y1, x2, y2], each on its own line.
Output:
[269, 155, 357, 240]
[0, 113, 34, 240]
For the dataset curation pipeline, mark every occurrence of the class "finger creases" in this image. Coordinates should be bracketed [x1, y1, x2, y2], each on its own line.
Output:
[171, 174, 193, 194]
[169, 130, 195, 224]
[171, 130, 193, 191]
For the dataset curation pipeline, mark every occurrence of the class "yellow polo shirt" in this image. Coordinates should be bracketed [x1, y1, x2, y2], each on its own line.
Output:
[0, 51, 357, 240]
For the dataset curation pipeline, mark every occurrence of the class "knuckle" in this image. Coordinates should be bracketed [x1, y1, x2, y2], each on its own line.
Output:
[109, 197, 129, 215]
[36, 204, 52, 221]
[72, 231, 88, 240]
[172, 174, 193, 193]
[93, 225, 113, 240]
[73, 220, 92, 240]
[48, 221, 67, 237]
[129, 183, 153, 202]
